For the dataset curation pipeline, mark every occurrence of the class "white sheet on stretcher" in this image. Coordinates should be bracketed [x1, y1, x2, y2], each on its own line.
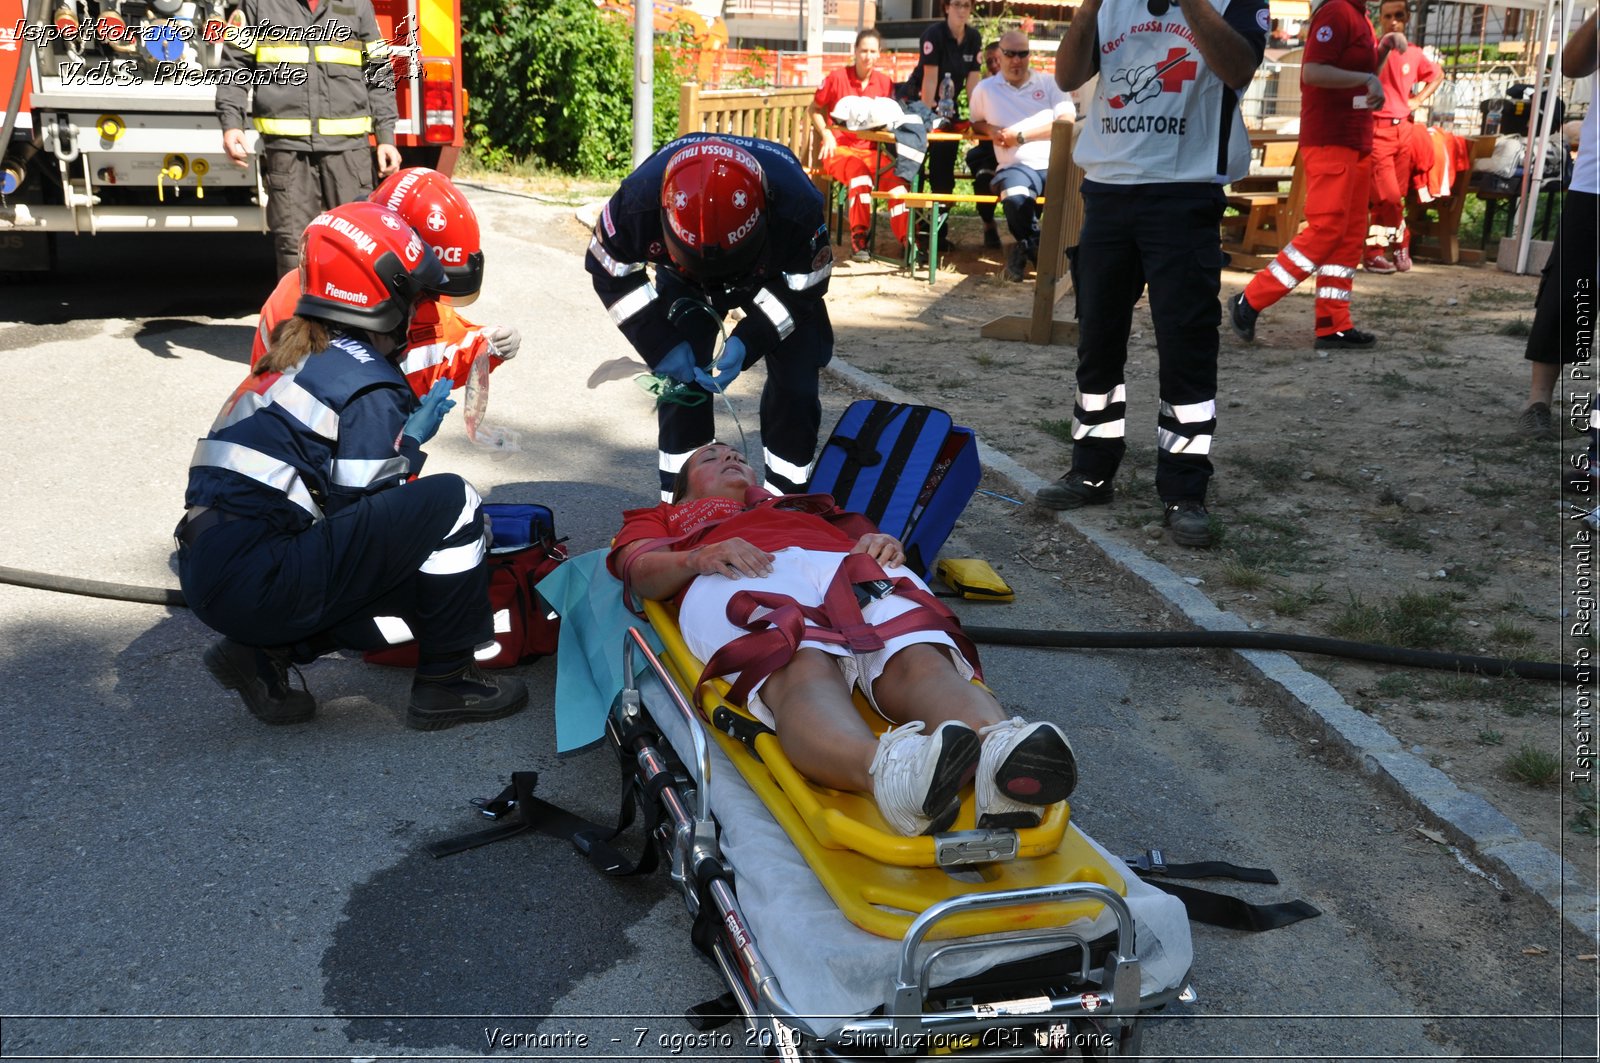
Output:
[640, 670, 1194, 1035]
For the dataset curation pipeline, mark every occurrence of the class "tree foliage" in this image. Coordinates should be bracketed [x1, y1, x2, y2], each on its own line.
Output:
[462, 0, 685, 175]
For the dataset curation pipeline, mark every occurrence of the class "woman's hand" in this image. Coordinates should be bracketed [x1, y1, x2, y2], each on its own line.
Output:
[850, 533, 905, 569]
[686, 538, 775, 580]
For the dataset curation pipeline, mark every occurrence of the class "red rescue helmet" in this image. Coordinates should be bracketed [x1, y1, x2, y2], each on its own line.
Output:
[369, 167, 484, 299]
[659, 138, 769, 284]
[294, 201, 446, 334]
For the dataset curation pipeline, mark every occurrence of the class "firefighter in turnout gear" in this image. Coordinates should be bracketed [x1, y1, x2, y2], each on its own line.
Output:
[587, 134, 835, 501]
[216, 0, 402, 276]
[250, 168, 521, 397]
[178, 202, 528, 732]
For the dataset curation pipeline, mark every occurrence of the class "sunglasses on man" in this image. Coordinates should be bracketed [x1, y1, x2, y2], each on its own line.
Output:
[1002, 48, 1030, 58]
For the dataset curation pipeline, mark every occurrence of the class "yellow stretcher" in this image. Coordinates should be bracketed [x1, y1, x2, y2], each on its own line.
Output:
[642, 598, 1128, 941]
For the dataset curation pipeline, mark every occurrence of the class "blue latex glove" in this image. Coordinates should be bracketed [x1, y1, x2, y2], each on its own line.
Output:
[693, 336, 746, 393]
[654, 341, 699, 384]
[403, 379, 455, 445]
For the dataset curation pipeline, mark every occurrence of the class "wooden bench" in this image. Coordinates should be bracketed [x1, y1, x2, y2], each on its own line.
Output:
[1223, 140, 1301, 257]
[868, 190, 1003, 282]
[1404, 134, 1497, 265]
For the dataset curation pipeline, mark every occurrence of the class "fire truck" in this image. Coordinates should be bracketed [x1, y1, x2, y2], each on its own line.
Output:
[0, 0, 464, 270]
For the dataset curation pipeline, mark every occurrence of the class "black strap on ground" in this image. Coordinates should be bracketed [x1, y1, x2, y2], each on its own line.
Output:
[424, 769, 658, 876]
[963, 625, 1572, 683]
[1125, 848, 1279, 884]
[1142, 878, 1321, 932]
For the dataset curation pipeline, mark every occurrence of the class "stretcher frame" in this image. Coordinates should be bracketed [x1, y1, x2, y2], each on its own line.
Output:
[608, 625, 1192, 1060]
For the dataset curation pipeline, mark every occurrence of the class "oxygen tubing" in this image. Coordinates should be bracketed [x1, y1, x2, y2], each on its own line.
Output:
[0, 566, 1573, 682]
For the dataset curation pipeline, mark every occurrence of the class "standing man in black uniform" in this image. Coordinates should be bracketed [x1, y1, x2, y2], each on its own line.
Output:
[1044, 0, 1267, 548]
[216, 0, 402, 276]
[587, 134, 834, 501]
[904, 0, 983, 249]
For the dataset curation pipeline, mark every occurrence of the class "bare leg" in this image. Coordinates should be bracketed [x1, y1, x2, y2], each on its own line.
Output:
[761, 648, 879, 792]
[1528, 361, 1559, 408]
[870, 644, 1005, 731]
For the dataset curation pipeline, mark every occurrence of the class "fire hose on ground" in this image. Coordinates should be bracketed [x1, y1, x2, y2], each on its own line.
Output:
[0, 565, 1575, 683]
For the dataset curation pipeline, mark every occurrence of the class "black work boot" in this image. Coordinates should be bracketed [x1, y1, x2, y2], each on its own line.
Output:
[203, 638, 317, 724]
[407, 662, 529, 731]
[1163, 500, 1216, 548]
[1036, 471, 1115, 510]
[1227, 292, 1258, 343]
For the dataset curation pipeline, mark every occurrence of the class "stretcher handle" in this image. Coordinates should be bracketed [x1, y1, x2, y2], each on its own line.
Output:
[896, 882, 1136, 997]
[623, 625, 712, 829]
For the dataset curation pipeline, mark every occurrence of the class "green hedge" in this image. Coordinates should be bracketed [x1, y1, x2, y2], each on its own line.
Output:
[461, 0, 686, 176]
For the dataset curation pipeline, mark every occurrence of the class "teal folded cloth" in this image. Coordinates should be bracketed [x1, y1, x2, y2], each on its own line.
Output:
[536, 548, 665, 753]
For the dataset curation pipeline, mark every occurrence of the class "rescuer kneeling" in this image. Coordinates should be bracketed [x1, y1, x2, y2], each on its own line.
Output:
[175, 200, 527, 731]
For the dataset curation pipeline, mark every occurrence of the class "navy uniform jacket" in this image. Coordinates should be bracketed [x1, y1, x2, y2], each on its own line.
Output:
[185, 335, 425, 532]
[586, 133, 833, 370]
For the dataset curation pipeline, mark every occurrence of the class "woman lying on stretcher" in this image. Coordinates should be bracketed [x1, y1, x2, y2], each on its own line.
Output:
[608, 443, 1079, 837]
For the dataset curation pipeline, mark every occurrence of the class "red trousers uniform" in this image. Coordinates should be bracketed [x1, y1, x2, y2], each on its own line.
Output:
[1367, 119, 1434, 251]
[823, 144, 909, 248]
[1243, 145, 1373, 338]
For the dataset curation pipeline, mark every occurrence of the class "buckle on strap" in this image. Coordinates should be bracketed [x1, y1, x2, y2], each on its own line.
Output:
[1126, 848, 1167, 874]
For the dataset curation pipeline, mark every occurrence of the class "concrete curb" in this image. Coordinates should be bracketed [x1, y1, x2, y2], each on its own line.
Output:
[825, 357, 1597, 945]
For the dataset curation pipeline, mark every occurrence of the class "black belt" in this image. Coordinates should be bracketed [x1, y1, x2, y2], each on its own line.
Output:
[175, 507, 249, 547]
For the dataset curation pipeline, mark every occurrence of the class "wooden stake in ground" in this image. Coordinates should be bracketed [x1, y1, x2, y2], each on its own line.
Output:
[980, 118, 1083, 346]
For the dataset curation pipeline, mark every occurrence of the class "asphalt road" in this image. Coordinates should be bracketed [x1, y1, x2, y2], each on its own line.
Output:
[0, 191, 1592, 1061]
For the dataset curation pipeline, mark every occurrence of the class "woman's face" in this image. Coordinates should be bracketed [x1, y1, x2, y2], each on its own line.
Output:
[681, 444, 757, 501]
[945, 0, 972, 29]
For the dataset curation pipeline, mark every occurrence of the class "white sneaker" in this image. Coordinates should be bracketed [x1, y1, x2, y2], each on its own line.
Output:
[976, 718, 1078, 828]
[868, 721, 981, 836]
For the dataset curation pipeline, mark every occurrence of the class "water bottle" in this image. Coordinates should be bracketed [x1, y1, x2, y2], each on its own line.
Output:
[938, 72, 955, 120]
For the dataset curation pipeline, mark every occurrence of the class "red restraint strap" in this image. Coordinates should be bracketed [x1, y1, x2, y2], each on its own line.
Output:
[694, 552, 983, 706]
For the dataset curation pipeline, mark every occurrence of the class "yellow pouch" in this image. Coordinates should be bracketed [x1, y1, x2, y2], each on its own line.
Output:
[935, 558, 1015, 602]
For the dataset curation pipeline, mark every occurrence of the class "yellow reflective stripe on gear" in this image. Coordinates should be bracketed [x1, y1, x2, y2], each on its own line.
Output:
[362, 38, 392, 59]
[255, 44, 312, 64]
[318, 116, 374, 135]
[255, 117, 372, 137]
[190, 438, 323, 520]
[315, 44, 365, 65]
[255, 117, 312, 136]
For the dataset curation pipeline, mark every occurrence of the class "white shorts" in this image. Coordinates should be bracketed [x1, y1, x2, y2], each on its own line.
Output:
[679, 547, 975, 728]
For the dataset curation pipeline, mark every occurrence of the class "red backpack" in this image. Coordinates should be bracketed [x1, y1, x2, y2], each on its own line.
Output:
[364, 503, 566, 670]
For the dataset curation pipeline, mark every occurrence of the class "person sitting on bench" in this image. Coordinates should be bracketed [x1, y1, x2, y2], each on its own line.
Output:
[968, 29, 1076, 281]
[608, 443, 1078, 837]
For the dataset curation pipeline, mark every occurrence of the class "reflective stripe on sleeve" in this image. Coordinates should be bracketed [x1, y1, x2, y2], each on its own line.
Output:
[783, 259, 832, 292]
[190, 438, 323, 520]
[607, 283, 658, 325]
[255, 44, 311, 63]
[753, 288, 796, 338]
[589, 236, 645, 277]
